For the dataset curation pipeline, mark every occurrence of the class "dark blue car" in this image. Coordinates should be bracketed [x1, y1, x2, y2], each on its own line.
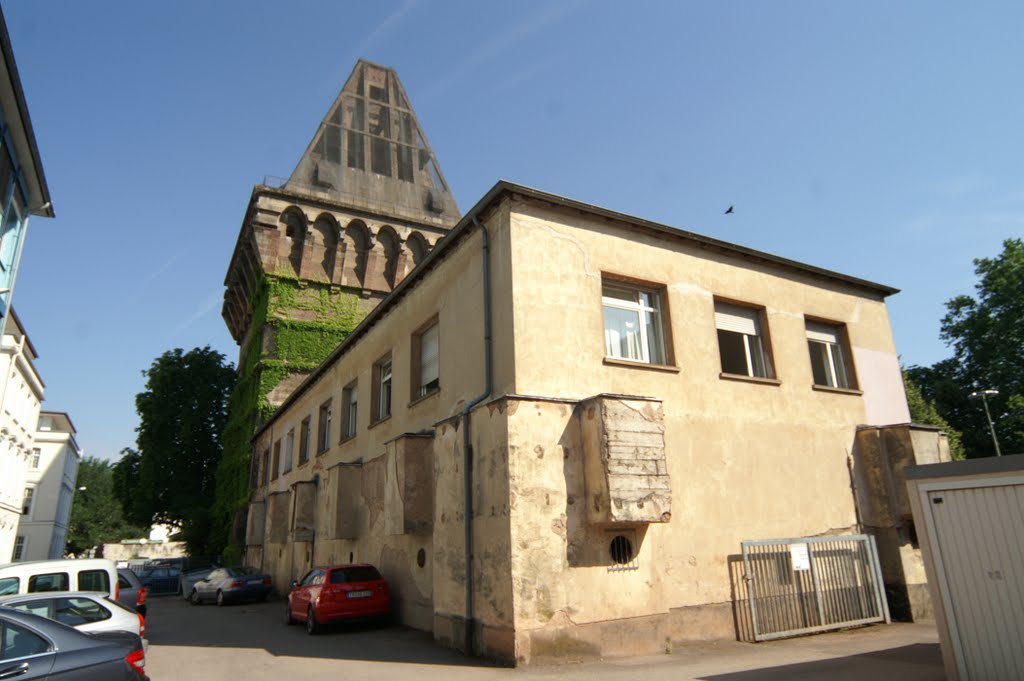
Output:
[189, 566, 272, 606]
[137, 565, 180, 595]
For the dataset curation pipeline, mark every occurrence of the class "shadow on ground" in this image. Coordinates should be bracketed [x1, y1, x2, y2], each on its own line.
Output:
[144, 595, 502, 668]
[698, 643, 943, 681]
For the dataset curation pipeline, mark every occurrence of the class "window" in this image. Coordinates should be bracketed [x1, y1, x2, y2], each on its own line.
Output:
[54, 597, 112, 626]
[28, 573, 68, 593]
[21, 488, 33, 516]
[12, 537, 24, 562]
[341, 382, 358, 440]
[1, 621, 50, 660]
[602, 281, 668, 365]
[77, 570, 110, 594]
[412, 321, 440, 399]
[284, 429, 295, 472]
[260, 448, 270, 486]
[372, 356, 393, 422]
[299, 418, 311, 466]
[317, 400, 332, 453]
[30, 448, 40, 469]
[271, 441, 281, 480]
[0, 578, 18, 596]
[715, 302, 773, 378]
[806, 321, 854, 389]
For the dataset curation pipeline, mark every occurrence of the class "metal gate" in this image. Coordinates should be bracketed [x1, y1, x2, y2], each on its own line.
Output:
[741, 534, 890, 641]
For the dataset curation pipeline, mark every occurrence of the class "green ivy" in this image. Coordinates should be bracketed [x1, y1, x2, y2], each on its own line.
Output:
[211, 274, 366, 554]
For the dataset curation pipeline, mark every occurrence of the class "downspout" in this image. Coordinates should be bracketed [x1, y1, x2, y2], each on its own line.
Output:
[462, 217, 492, 656]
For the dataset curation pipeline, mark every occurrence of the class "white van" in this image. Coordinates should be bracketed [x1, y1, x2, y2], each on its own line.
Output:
[0, 559, 119, 600]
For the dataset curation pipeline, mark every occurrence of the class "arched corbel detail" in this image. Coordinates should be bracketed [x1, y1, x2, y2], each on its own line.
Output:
[309, 213, 341, 284]
[373, 224, 405, 291]
[279, 207, 308, 278]
[340, 219, 373, 289]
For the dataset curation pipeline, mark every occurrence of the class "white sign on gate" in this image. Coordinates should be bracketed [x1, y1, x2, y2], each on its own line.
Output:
[789, 543, 811, 571]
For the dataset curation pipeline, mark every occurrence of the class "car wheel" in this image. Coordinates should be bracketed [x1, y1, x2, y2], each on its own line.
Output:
[190, 589, 201, 606]
[285, 601, 296, 625]
[306, 606, 319, 635]
[259, 592, 269, 602]
[216, 590, 226, 607]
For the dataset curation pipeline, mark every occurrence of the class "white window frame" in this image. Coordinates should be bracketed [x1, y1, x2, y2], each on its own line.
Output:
[375, 358, 393, 421]
[317, 400, 332, 453]
[342, 383, 358, 440]
[715, 302, 772, 378]
[806, 321, 852, 389]
[22, 487, 34, 516]
[415, 321, 440, 398]
[601, 282, 667, 365]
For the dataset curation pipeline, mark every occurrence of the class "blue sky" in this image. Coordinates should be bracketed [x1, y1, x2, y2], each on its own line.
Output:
[3, 1, 1021, 461]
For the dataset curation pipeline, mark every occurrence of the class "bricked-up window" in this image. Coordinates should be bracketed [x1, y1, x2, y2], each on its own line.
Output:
[372, 355, 393, 423]
[317, 400, 332, 453]
[341, 382, 357, 441]
[260, 448, 270, 486]
[271, 441, 281, 480]
[412, 320, 439, 400]
[806, 320, 856, 389]
[715, 301, 774, 379]
[602, 280, 669, 365]
[284, 430, 295, 473]
[299, 417, 311, 466]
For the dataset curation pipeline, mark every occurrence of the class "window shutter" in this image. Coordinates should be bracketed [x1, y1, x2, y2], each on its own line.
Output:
[806, 322, 839, 344]
[421, 324, 439, 384]
[715, 303, 760, 336]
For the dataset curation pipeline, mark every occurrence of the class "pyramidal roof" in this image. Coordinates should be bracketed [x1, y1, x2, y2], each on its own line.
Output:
[286, 60, 460, 224]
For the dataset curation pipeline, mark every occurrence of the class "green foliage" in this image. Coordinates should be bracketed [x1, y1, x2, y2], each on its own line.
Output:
[903, 372, 965, 460]
[133, 347, 236, 554]
[67, 457, 147, 556]
[908, 238, 1024, 457]
[211, 274, 365, 555]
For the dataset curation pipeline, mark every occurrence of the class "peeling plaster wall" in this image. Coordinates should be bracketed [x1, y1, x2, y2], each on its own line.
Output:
[246, 205, 516, 641]
[502, 199, 905, 649]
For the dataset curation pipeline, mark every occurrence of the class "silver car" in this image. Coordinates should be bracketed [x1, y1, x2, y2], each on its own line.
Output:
[0, 591, 146, 642]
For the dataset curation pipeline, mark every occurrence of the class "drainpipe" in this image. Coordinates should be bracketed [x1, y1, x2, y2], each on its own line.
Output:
[462, 217, 492, 656]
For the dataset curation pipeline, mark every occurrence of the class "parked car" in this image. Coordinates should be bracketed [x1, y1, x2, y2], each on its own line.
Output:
[189, 566, 272, 606]
[137, 564, 180, 594]
[117, 568, 148, 617]
[0, 558, 119, 600]
[0, 591, 145, 641]
[285, 564, 390, 635]
[0, 606, 147, 680]
[179, 566, 218, 600]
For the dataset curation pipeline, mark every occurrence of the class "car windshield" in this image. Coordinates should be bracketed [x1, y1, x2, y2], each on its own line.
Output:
[329, 567, 381, 583]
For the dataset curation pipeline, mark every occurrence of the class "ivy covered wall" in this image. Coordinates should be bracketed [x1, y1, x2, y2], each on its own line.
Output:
[212, 274, 365, 555]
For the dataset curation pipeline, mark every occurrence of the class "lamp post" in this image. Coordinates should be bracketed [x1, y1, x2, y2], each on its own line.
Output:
[969, 389, 1002, 457]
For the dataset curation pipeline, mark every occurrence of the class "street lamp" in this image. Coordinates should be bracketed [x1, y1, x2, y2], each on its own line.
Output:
[969, 389, 1002, 457]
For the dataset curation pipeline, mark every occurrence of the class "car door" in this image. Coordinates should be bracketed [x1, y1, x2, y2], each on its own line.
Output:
[291, 569, 320, 618]
[0, 619, 55, 680]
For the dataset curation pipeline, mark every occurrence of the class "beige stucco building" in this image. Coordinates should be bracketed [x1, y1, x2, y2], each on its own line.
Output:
[15, 412, 80, 561]
[242, 181, 944, 663]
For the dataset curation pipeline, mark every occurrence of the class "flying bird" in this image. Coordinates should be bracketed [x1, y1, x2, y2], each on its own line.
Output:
[724, 206, 734, 215]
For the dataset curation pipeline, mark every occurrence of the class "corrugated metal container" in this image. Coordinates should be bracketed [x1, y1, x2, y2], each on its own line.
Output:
[906, 454, 1024, 681]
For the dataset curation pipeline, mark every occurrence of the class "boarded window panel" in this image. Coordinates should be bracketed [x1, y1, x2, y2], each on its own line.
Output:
[347, 131, 364, 169]
[325, 125, 341, 164]
[371, 138, 392, 176]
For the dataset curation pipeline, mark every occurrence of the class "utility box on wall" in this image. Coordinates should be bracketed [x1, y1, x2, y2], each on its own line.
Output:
[906, 454, 1024, 681]
[579, 394, 671, 525]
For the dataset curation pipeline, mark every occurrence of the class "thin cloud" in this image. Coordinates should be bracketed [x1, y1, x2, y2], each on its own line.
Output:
[326, 0, 419, 88]
[128, 250, 186, 304]
[420, 0, 583, 102]
[171, 290, 223, 337]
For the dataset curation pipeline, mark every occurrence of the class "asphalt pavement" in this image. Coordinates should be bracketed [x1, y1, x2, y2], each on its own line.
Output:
[144, 595, 945, 681]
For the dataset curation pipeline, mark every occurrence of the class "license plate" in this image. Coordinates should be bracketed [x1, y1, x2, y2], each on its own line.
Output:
[247, 578, 262, 584]
[347, 590, 372, 599]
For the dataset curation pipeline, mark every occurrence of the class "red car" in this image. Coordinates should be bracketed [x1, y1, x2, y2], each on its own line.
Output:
[285, 564, 390, 634]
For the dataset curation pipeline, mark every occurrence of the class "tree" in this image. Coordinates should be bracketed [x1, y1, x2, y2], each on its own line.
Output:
[133, 347, 236, 553]
[907, 238, 1024, 457]
[66, 456, 146, 556]
[903, 371, 965, 460]
[111, 448, 144, 526]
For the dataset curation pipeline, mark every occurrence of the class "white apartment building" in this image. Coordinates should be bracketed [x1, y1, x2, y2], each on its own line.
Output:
[0, 310, 43, 562]
[15, 412, 79, 560]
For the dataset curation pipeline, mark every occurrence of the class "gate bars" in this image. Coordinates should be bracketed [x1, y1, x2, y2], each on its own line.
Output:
[741, 534, 890, 641]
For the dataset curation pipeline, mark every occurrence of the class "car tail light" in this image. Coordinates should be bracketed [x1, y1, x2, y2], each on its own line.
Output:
[126, 648, 146, 675]
[263, 577, 272, 586]
[137, 613, 145, 638]
[137, 586, 148, 606]
[231, 580, 245, 588]
[115, 581, 120, 600]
